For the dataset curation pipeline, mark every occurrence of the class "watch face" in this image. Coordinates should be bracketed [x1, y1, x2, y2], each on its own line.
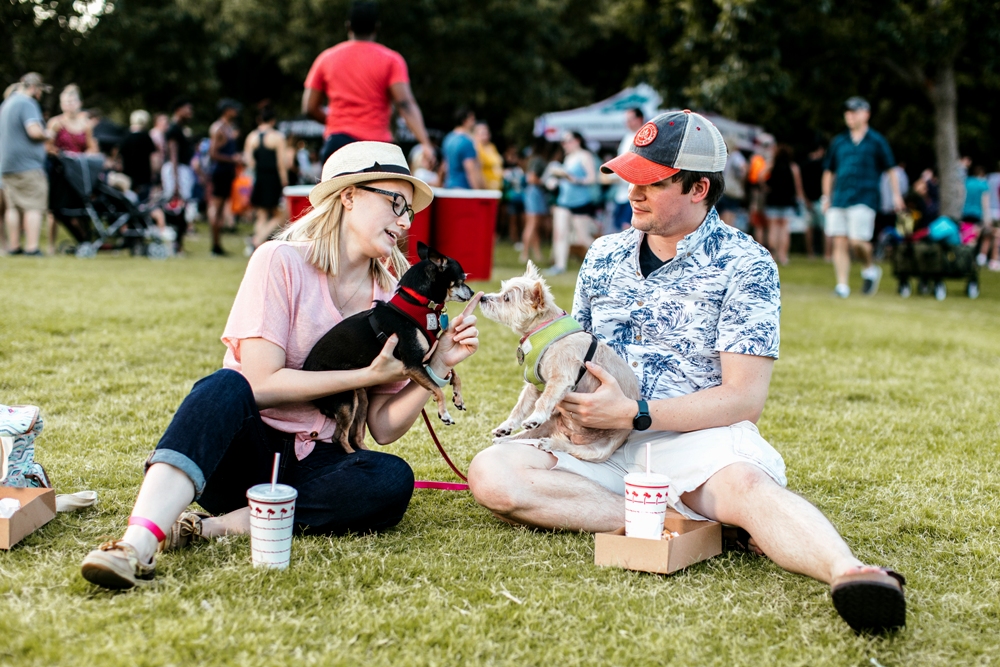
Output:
[634, 414, 652, 431]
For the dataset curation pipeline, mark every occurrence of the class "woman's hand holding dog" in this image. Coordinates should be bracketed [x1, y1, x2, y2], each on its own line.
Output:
[367, 334, 409, 384]
[560, 362, 636, 430]
[431, 292, 483, 373]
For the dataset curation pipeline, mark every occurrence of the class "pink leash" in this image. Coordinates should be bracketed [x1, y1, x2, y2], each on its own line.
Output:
[414, 409, 470, 491]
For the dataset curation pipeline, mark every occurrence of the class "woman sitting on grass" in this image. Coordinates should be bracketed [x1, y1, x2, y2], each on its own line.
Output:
[81, 142, 481, 589]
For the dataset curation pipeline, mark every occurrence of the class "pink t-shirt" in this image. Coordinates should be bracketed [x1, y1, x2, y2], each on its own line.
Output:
[221, 241, 405, 459]
[303, 40, 409, 142]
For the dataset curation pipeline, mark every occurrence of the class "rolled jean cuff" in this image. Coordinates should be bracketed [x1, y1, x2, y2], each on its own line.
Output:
[146, 448, 207, 498]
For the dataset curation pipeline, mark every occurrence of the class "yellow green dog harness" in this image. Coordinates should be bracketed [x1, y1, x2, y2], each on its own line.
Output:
[517, 314, 598, 391]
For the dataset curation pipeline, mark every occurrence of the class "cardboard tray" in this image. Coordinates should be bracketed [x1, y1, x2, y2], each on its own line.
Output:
[594, 509, 722, 575]
[0, 487, 57, 550]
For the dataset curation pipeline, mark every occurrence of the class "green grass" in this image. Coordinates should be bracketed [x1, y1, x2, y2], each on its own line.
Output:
[1, 228, 999, 666]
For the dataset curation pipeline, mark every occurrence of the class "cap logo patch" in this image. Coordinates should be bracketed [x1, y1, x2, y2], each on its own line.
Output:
[634, 122, 658, 147]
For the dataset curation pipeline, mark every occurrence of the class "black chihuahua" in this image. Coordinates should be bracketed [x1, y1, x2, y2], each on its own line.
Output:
[303, 242, 474, 452]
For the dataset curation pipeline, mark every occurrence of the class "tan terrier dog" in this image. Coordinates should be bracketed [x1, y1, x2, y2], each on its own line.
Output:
[479, 262, 640, 462]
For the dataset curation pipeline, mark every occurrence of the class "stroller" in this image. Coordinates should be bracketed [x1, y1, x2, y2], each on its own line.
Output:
[49, 153, 171, 259]
[889, 214, 979, 300]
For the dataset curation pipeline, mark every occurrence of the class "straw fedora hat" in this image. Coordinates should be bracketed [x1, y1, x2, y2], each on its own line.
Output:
[309, 141, 434, 213]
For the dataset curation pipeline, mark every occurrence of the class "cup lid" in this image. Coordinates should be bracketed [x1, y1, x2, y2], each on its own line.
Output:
[247, 483, 298, 501]
[624, 472, 671, 487]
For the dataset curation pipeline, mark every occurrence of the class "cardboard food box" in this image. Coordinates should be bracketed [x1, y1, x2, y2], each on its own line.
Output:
[0, 487, 57, 550]
[594, 508, 722, 575]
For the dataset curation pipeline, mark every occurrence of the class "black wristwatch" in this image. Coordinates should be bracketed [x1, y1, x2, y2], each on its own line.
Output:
[632, 400, 652, 431]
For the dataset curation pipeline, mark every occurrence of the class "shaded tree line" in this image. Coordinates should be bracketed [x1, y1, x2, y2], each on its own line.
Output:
[3, 0, 999, 214]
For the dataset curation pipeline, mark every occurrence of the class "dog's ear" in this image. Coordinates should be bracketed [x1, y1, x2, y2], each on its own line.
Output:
[525, 260, 541, 280]
[424, 245, 448, 271]
[530, 281, 546, 308]
[417, 241, 429, 262]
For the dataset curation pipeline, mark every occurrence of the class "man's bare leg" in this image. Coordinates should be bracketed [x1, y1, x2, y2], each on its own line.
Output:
[4, 207, 20, 252]
[832, 235, 851, 286]
[681, 463, 865, 584]
[23, 209, 43, 253]
[468, 442, 624, 532]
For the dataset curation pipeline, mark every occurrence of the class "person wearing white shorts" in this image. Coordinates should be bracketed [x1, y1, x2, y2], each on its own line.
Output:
[469, 110, 907, 634]
[824, 203, 876, 242]
[822, 97, 903, 298]
[534, 421, 786, 521]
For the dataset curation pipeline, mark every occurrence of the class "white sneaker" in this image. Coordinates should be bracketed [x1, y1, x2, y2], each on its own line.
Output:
[977, 253, 988, 267]
[861, 265, 882, 296]
[834, 284, 851, 298]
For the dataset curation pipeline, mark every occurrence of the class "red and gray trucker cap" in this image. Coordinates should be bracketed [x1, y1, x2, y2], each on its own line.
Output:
[601, 110, 727, 185]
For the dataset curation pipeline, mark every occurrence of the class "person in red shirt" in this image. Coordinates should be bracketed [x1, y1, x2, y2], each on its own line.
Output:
[302, 1, 435, 165]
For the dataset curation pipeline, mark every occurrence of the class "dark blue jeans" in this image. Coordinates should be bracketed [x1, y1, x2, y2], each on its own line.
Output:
[147, 369, 414, 535]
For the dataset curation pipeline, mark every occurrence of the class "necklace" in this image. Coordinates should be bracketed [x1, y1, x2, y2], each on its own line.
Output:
[331, 274, 369, 313]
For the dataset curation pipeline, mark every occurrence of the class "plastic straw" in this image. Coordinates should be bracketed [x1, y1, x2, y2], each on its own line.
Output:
[270, 452, 280, 493]
[645, 442, 651, 475]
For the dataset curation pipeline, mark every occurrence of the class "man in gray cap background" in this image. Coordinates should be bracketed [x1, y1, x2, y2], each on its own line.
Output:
[822, 96, 903, 297]
[0, 73, 53, 255]
[468, 110, 907, 634]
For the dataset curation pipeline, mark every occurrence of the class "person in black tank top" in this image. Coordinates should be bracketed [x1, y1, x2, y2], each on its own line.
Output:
[207, 99, 243, 256]
[763, 144, 805, 265]
[243, 105, 289, 255]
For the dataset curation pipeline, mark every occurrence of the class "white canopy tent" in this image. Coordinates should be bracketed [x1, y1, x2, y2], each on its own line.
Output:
[533, 84, 764, 152]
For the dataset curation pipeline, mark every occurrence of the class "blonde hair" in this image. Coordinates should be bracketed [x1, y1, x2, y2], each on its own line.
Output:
[130, 109, 150, 129]
[275, 185, 408, 292]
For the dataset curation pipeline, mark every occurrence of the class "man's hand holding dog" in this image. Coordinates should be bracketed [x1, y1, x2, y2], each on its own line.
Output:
[431, 292, 483, 372]
[559, 362, 636, 430]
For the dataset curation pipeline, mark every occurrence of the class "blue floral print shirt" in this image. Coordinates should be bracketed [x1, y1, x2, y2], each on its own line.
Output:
[572, 208, 780, 401]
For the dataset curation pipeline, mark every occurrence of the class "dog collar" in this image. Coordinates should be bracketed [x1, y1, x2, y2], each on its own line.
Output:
[388, 287, 447, 343]
[518, 314, 584, 390]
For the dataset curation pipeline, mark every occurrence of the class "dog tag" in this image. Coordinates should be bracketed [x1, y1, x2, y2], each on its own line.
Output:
[517, 339, 532, 365]
[439, 313, 449, 331]
[426, 313, 438, 331]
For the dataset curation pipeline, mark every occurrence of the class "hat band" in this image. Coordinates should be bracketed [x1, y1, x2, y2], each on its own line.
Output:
[334, 162, 411, 179]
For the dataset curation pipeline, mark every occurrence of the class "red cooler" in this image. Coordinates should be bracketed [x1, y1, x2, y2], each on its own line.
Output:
[402, 205, 432, 265]
[430, 188, 502, 281]
[283, 185, 315, 222]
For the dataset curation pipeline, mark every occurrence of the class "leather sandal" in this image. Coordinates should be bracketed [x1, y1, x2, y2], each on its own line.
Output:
[831, 568, 906, 634]
[158, 511, 211, 552]
[81, 540, 156, 590]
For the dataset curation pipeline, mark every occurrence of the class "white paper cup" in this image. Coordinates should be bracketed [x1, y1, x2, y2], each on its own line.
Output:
[624, 472, 671, 540]
[247, 483, 297, 569]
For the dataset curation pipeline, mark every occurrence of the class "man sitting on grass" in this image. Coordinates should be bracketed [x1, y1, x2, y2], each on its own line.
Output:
[468, 110, 907, 635]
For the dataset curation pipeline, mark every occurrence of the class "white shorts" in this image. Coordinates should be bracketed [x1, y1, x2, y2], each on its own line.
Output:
[521, 421, 787, 521]
[825, 204, 876, 241]
[160, 163, 195, 201]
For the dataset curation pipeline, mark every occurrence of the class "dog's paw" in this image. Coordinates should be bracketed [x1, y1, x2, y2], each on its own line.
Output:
[439, 411, 456, 426]
[521, 412, 548, 431]
[493, 423, 513, 438]
[453, 397, 466, 411]
[535, 437, 553, 452]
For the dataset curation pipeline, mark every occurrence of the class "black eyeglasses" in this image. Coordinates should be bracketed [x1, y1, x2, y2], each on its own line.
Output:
[357, 185, 414, 223]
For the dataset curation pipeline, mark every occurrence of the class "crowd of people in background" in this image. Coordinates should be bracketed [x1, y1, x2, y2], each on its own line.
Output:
[0, 72, 324, 259]
[5, 58, 1000, 287]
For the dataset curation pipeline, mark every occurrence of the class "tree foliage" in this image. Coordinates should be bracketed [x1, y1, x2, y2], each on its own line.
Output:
[606, 0, 1000, 214]
[3, 0, 1000, 189]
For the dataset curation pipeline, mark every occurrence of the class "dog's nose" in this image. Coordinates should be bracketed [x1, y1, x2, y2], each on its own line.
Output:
[480, 295, 490, 302]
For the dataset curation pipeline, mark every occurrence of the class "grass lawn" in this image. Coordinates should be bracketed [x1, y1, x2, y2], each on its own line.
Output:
[1, 228, 998, 666]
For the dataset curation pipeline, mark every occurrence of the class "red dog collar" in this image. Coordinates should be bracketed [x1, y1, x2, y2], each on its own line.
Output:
[388, 286, 447, 343]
